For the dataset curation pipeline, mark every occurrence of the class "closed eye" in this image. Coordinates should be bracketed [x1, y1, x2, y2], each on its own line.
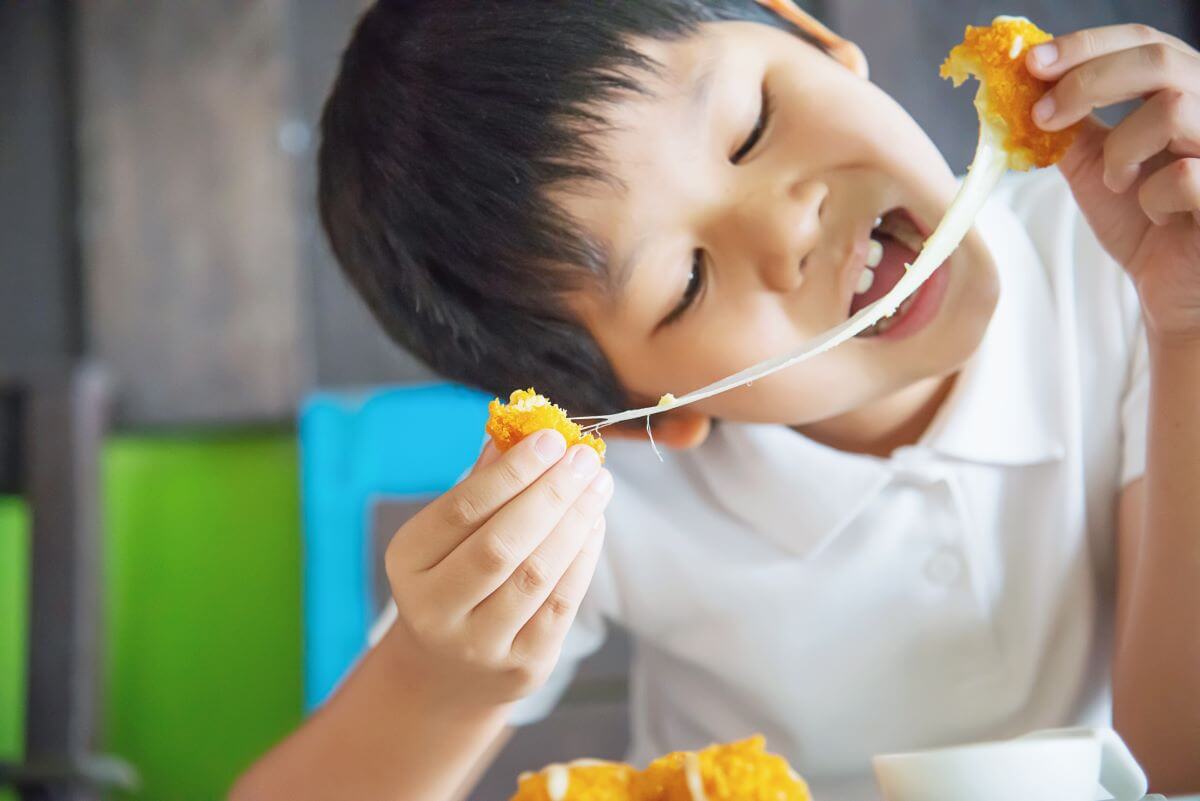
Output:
[658, 249, 707, 330]
[730, 83, 772, 164]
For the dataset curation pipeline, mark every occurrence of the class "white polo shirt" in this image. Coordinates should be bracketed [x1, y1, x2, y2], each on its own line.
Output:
[373, 169, 1151, 801]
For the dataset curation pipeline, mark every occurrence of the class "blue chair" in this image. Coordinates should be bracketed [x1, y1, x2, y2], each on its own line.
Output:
[299, 381, 631, 799]
[299, 382, 491, 709]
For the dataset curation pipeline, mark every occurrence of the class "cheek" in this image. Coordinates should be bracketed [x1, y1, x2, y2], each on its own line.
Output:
[693, 345, 888, 424]
[593, 248, 997, 423]
[780, 70, 890, 146]
[790, 71, 949, 182]
[676, 297, 807, 378]
[599, 299, 797, 404]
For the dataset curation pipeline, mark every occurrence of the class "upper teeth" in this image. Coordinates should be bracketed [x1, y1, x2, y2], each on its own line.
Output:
[856, 267, 875, 294]
[855, 238, 884, 294]
[866, 238, 883, 267]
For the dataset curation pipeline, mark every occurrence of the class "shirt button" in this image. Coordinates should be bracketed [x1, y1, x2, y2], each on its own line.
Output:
[925, 549, 963, 586]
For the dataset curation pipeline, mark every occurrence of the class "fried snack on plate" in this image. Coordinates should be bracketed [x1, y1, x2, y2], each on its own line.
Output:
[940, 16, 1081, 169]
[486, 388, 606, 461]
[631, 736, 812, 801]
[510, 760, 635, 801]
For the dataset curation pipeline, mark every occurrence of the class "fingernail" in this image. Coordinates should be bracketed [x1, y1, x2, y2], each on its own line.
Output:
[1118, 164, 1139, 192]
[1104, 165, 1132, 193]
[1032, 43, 1058, 68]
[588, 469, 613, 498]
[568, 446, 601, 478]
[534, 430, 567, 463]
[1103, 168, 1118, 193]
[577, 471, 613, 514]
[1033, 95, 1055, 124]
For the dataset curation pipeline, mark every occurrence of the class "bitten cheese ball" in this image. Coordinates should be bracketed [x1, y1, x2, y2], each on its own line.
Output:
[940, 17, 1081, 169]
[486, 389, 606, 460]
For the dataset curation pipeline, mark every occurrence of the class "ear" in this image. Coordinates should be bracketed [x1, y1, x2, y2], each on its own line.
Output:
[602, 408, 713, 451]
[755, 0, 869, 79]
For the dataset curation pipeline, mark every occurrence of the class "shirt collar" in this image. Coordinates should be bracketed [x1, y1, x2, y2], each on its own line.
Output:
[684, 189, 1065, 555]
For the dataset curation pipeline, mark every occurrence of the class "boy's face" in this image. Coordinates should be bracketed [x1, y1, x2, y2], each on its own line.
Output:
[562, 21, 1000, 428]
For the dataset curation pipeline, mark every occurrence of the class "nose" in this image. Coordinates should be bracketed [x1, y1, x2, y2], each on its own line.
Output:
[724, 179, 827, 293]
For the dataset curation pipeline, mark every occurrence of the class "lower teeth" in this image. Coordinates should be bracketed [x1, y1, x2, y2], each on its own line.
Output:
[859, 293, 917, 338]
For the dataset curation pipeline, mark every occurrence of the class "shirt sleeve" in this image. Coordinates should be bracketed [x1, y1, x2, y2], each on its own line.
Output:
[1119, 290, 1151, 488]
[368, 600, 398, 647]
[367, 549, 614, 727]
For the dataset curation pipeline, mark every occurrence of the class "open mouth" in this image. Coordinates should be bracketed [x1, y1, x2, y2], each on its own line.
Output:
[850, 207, 929, 338]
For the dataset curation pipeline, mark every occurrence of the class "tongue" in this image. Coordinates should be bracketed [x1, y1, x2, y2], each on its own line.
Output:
[848, 234, 917, 316]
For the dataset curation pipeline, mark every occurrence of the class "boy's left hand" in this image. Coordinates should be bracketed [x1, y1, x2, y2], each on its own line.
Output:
[1026, 24, 1200, 344]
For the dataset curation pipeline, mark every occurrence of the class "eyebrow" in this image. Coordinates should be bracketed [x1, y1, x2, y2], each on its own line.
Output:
[602, 46, 722, 301]
[608, 235, 646, 297]
[684, 58, 719, 127]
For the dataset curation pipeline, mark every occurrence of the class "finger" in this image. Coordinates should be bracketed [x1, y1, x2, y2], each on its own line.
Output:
[1032, 43, 1200, 132]
[1103, 90, 1200, 193]
[1137, 158, 1200, 226]
[399, 429, 568, 572]
[468, 469, 612, 649]
[434, 445, 605, 610]
[1026, 24, 1197, 81]
[473, 440, 503, 472]
[509, 515, 606, 667]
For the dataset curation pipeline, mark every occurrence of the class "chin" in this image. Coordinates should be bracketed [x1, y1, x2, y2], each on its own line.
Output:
[707, 247, 1000, 429]
[945, 249, 1000, 353]
[905, 244, 999, 373]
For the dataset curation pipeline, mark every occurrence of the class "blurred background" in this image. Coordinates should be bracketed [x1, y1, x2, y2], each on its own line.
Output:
[1, 1, 1196, 799]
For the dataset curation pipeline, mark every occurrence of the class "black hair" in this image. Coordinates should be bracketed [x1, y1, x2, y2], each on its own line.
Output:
[318, 0, 815, 415]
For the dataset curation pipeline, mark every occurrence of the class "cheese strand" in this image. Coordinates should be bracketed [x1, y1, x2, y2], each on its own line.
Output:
[579, 91, 1008, 432]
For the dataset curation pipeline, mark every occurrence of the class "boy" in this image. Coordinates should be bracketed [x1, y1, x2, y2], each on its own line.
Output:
[234, 1, 1200, 798]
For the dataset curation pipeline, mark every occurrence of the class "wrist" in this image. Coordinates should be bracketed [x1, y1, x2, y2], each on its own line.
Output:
[1147, 331, 1200, 365]
[375, 623, 519, 720]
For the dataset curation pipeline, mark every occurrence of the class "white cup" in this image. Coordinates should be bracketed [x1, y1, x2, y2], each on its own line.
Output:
[872, 727, 1148, 801]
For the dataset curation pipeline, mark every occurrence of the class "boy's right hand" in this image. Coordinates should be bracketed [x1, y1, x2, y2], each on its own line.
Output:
[382, 430, 612, 707]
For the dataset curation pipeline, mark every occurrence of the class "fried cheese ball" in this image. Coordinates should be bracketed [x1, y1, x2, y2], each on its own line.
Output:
[940, 16, 1081, 170]
[630, 736, 812, 801]
[510, 760, 636, 801]
[486, 389, 607, 460]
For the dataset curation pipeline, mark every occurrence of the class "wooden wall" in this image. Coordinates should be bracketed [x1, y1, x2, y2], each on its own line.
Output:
[5, 1, 1196, 427]
[75, 0, 433, 427]
[78, 0, 304, 425]
[287, 0, 439, 393]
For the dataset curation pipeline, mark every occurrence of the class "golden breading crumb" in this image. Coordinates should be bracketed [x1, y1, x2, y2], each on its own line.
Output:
[630, 736, 812, 801]
[657, 394, 677, 408]
[940, 17, 1081, 169]
[486, 389, 606, 460]
[510, 762, 635, 801]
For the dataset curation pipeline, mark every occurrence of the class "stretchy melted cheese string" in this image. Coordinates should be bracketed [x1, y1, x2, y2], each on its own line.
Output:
[575, 113, 1007, 433]
[573, 16, 1071, 435]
